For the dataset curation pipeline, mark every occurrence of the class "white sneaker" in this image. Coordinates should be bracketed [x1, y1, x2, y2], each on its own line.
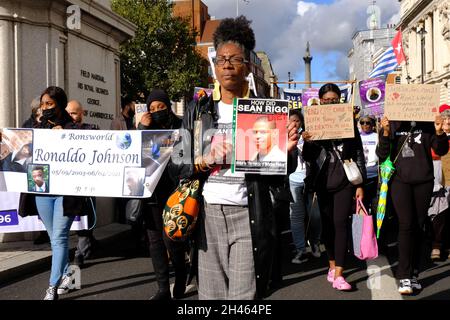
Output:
[44, 286, 58, 300]
[398, 279, 413, 295]
[291, 250, 306, 264]
[311, 243, 321, 258]
[57, 274, 73, 295]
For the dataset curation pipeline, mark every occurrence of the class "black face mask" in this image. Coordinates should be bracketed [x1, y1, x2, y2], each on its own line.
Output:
[41, 108, 58, 122]
[151, 109, 169, 126]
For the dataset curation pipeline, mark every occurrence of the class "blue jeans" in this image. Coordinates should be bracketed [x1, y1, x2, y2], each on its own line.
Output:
[289, 179, 322, 252]
[35, 196, 74, 286]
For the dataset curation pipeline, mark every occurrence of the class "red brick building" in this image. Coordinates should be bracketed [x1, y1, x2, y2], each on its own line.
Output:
[172, 0, 271, 96]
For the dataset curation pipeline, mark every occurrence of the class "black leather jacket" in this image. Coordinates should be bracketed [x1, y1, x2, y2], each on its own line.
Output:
[169, 93, 297, 299]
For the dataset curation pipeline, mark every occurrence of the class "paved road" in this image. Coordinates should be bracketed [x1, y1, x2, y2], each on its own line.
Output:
[1, 229, 449, 301]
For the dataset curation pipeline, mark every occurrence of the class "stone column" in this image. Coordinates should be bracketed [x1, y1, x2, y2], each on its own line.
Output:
[425, 14, 434, 74]
[303, 41, 312, 88]
[0, 20, 14, 128]
[433, 8, 442, 73]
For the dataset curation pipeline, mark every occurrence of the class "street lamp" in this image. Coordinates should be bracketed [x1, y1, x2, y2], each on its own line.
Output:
[288, 72, 293, 89]
[418, 26, 427, 84]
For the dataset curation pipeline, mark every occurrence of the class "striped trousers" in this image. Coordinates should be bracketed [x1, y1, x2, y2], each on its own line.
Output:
[198, 202, 256, 300]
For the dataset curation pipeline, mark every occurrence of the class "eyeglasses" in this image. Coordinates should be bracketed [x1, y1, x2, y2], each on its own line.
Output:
[360, 121, 372, 125]
[213, 56, 248, 66]
[320, 98, 340, 104]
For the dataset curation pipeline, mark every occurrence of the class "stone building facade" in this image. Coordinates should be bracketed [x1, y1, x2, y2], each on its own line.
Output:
[398, 0, 450, 103]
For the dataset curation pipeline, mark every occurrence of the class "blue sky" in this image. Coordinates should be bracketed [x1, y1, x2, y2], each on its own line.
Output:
[202, 0, 400, 90]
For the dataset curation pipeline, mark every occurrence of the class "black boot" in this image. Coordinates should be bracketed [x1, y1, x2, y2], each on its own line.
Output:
[148, 229, 171, 300]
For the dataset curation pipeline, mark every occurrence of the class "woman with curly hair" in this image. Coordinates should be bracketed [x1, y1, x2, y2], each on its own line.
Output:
[169, 16, 299, 299]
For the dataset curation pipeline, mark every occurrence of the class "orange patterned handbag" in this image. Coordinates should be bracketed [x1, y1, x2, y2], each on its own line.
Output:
[163, 178, 202, 241]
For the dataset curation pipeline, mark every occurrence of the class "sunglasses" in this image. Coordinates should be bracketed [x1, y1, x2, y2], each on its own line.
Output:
[360, 121, 372, 125]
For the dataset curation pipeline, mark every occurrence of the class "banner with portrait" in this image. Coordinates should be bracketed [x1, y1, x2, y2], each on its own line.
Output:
[302, 88, 320, 107]
[0, 128, 176, 198]
[359, 78, 385, 117]
[231, 98, 289, 175]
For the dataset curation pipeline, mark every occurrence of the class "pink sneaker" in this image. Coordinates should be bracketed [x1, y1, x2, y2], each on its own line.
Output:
[332, 276, 352, 291]
[327, 268, 335, 283]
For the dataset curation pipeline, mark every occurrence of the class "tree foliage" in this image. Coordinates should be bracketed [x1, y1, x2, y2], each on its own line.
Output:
[112, 0, 208, 101]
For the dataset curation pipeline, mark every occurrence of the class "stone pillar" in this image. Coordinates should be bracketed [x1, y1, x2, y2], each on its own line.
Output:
[425, 14, 434, 74]
[434, 9, 442, 73]
[303, 41, 312, 88]
[0, 20, 14, 128]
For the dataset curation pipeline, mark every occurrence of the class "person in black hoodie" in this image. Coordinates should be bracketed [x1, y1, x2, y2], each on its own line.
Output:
[376, 115, 448, 295]
[302, 83, 366, 291]
[137, 89, 188, 300]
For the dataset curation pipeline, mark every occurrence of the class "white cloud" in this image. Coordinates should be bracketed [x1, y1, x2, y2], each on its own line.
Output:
[202, 0, 400, 81]
[297, 1, 317, 16]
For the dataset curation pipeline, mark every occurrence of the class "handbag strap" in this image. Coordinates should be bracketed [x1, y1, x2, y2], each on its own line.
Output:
[356, 198, 369, 216]
[332, 142, 345, 163]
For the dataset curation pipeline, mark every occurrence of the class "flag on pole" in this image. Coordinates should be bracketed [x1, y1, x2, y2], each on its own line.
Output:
[391, 29, 406, 65]
[368, 47, 398, 79]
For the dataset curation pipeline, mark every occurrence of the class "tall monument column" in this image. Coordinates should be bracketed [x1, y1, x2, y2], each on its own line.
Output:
[303, 41, 313, 88]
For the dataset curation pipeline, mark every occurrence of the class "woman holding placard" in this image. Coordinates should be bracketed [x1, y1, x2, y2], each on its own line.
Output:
[302, 83, 366, 291]
[377, 113, 448, 295]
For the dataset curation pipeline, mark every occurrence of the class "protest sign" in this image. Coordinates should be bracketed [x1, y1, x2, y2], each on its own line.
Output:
[441, 153, 450, 187]
[282, 88, 302, 109]
[359, 78, 385, 117]
[134, 103, 148, 128]
[232, 98, 289, 175]
[304, 103, 355, 140]
[0, 128, 176, 198]
[384, 84, 440, 121]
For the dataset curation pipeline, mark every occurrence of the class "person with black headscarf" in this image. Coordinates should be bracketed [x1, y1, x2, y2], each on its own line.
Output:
[137, 89, 186, 300]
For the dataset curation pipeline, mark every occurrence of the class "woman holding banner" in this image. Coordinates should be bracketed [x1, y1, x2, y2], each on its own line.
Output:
[377, 113, 448, 295]
[302, 83, 366, 291]
[19, 86, 87, 300]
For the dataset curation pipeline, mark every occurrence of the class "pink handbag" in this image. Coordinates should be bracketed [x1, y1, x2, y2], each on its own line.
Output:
[352, 199, 378, 260]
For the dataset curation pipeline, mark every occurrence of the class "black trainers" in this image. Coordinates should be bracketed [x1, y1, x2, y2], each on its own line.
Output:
[149, 290, 171, 300]
[43, 286, 59, 300]
[411, 276, 422, 291]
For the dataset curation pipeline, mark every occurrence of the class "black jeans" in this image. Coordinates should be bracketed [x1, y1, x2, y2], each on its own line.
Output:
[143, 203, 188, 294]
[390, 178, 433, 279]
[318, 184, 354, 268]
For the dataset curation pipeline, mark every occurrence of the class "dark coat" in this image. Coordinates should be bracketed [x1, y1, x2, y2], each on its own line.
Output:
[169, 94, 297, 299]
[302, 121, 367, 192]
[376, 121, 448, 184]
